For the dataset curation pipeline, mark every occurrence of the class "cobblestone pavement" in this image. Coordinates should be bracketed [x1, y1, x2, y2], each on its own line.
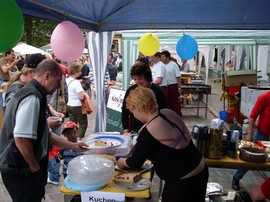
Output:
[0, 78, 269, 202]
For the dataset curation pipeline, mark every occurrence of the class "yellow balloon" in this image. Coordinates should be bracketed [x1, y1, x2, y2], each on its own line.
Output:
[138, 33, 160, 56]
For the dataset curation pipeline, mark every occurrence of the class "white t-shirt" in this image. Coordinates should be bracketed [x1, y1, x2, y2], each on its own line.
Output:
[14, 94, 50, 160]
[181, 62, 190, 72]
[152, 61, 167, 87]
[164, 61, 181, 85]
[66, 77, 84, 106]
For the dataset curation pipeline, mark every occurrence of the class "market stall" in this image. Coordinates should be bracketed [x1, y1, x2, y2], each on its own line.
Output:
[181, 84, 212, 118]
[60, 169, 152, 202]
[59, 133, 153, 202]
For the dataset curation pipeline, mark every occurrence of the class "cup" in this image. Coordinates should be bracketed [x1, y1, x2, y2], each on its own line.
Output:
[219, 111, 227, 122]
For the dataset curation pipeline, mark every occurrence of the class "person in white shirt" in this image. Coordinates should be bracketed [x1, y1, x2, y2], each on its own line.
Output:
[150, 52, 168, 97]
[161, 50, 182, 116]
[180, 59, 190, 72]
[66, 62, 88, 139]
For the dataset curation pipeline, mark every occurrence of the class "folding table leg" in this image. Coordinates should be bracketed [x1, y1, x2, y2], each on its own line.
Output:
[158, 179, 163, 202]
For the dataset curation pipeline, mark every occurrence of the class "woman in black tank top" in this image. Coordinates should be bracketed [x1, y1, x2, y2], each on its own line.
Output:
[116, 87, 208, 202]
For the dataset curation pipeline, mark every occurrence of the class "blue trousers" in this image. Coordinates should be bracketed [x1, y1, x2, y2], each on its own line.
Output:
[233, 128, 269, 180]
[48, 157, 60, 182]
[47, 127, 61, 182]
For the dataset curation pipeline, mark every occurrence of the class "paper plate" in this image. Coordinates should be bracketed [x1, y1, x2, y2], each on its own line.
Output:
[87, 136, 124, 148]
[64, 176, 106, 191]
[113, 179, 151, 191]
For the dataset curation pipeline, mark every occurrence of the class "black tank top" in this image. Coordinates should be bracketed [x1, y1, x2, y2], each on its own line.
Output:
[127, 111, 203, 180]
[146, 111, 188, 147]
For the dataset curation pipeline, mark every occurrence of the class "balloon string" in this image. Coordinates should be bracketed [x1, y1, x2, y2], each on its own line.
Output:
[184, 37, 186, 53]
[183, 28, 186, 36]
[62, 11, 70, 21]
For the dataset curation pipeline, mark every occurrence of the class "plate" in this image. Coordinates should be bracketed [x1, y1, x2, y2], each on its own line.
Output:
[87, 136, 124, 148]
[64, 177, 106, 191]
[261, 141, 270, 148]
[115, 163, 153, 173]
[113, 178, 151, 191]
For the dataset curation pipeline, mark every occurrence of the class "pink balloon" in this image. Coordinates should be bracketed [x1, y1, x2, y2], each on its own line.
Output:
[50, 21, 85, 62]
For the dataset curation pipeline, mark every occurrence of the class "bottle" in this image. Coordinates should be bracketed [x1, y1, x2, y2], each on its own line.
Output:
[232, 130, 239, 151]
[242, 119, 249, 141]
[227, 130, 240, 158]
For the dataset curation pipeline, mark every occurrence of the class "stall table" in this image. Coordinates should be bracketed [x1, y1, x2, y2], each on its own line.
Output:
[180, 72, 198, 84]
[60, 168, 151, 202]
[205, 154, 270, 171]
[156, 154, 270, 199]
[181, 84, 212, 118]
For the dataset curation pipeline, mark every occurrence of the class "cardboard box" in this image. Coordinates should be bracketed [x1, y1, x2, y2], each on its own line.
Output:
[224, 70, 257, 87]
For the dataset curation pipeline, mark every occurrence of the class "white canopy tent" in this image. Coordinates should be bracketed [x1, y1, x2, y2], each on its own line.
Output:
[86, 32, 114, 131]
[121, 30, 270, 88]
[39, 44, 89, 55]
[16, 0, 270, 132]
[13, 42, 44, 55]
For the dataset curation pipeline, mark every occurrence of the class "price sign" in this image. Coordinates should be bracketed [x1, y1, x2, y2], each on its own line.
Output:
[81, 191, 125, 202]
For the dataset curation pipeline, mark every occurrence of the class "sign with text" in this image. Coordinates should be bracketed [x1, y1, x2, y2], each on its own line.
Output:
[106, 88, 126, 132]
[81, 191, 125, 202]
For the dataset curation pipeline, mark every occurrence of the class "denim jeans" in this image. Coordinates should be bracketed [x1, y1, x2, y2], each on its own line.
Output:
[47, 128, 61, 182]
[48, 157, 60, 182]
[53, 126, 61, 136]
[234, 128, 269, 180]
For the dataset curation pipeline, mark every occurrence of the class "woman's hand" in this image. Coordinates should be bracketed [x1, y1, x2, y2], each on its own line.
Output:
[54, 112, 65, 122]
[47, 116, 62, 130]
[246, 133, 253, 142]
[116, 158, 129, 170]
[48, 104, 65, 121]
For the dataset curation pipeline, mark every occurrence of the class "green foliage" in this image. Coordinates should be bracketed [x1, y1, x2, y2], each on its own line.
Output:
[21, 15, 57, 48]
[20, 15, 89, 49]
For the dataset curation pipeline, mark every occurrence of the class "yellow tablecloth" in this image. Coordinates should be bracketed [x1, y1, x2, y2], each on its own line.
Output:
[60, 169, 151, 199]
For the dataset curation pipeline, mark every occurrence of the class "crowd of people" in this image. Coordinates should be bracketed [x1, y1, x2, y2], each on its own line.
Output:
[0, 48, 269, 202]
[0, 49, 121, 201]
[0, 56, 89, 201]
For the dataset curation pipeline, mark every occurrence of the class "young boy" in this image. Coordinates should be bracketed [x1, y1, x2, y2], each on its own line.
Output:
[57, 121, 83, 178]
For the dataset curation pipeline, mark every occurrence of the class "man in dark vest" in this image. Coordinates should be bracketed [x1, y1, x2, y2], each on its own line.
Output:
[0, 59, 89, 202]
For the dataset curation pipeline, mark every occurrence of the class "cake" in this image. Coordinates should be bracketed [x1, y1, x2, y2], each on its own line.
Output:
[95, 139, 109, 147]
[113, 172, 142, 183]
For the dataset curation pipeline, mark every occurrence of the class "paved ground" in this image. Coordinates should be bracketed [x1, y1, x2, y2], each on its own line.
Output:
[0, 77, 269, 202]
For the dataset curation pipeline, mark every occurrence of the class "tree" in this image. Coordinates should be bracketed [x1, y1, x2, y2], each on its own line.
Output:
[21, 16, 89, 49]
[21, 15, 57, 47]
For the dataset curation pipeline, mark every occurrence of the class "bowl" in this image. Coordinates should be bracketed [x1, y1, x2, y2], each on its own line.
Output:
[67, 154, 114, 190]
[239, 147, 266, 163]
